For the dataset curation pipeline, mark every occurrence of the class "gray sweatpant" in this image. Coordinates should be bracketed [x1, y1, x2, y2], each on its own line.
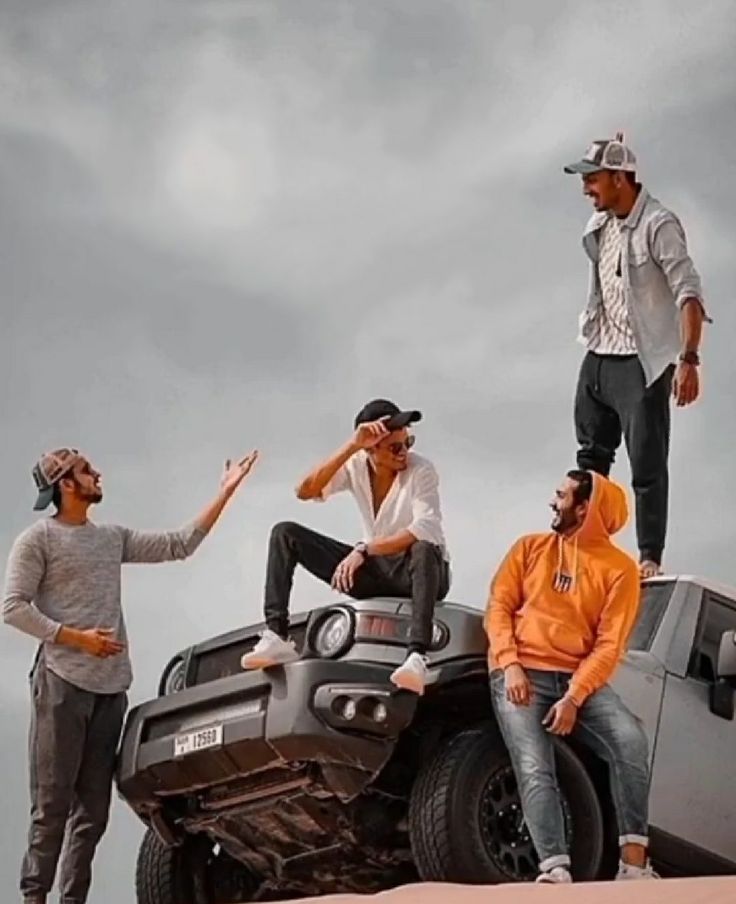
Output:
[21, 659, 127, 904]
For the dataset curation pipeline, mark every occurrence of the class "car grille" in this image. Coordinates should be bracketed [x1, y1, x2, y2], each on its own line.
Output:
[190, 625, 308, 687]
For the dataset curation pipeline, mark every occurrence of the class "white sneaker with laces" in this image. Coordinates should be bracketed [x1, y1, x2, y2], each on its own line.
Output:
[535, 866, 572, 884]
[240, 630, 299, 670]
[390, 652, 433, 695]
[616, 860, 660, 880]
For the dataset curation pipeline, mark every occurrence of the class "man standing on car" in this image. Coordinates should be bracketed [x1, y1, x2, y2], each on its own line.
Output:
[485, 468, 656, 883]
[564, 134, 710, 578]
[3, 446, 258, 904]
[241, 399, 450, 696]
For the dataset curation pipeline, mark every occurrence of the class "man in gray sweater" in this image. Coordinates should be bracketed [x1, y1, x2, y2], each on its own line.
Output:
[3, 446, 258, 904]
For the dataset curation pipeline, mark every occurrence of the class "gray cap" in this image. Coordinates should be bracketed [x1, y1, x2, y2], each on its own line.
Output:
[564, 137, 637, 175]
[32, 448, 81, 510]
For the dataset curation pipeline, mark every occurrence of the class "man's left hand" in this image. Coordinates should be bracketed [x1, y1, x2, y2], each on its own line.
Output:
[221, 451, 259, 496]
[673, 361, 700, 407]
[542, 697, 579, 736]
[331, 550, 365, 593]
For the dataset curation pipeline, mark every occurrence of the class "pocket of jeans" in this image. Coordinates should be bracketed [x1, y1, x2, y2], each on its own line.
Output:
[489, 669, 505, 696]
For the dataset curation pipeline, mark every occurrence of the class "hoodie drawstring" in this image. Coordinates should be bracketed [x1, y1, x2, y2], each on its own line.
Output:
[554, 535, 579, 593]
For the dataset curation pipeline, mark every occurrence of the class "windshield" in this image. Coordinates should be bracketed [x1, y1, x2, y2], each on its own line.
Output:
[628, 581, 675, 651]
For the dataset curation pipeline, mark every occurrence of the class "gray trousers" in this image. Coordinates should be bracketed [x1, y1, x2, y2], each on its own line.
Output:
[21, 658, 127, 904]
[574, 353, 674, 564]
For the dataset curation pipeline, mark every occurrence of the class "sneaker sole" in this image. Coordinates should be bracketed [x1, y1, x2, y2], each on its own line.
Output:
[390, 672, 426, 695]
[240, 652, 299, 670]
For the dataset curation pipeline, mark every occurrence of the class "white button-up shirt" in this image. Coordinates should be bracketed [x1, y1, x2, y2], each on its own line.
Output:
[318, 451, 449, 560]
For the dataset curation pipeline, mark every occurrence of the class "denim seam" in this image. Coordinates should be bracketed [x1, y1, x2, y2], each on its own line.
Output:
[574, 720, 647, 837]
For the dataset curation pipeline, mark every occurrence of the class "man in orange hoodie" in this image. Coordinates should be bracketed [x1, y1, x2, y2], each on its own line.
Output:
[486, 469, 655, 884]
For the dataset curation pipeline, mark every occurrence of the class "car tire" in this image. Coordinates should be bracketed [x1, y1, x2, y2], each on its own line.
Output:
[136, 829, 195, 904]
[136, 829, 262, 904]
[409, 725, 605, 883]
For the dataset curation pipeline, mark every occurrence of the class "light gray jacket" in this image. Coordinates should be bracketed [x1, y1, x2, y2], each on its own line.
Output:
[578, 187, 709, 386]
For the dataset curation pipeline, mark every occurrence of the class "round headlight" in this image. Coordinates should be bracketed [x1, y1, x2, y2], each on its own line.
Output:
[158, 657, 186, 696]
[430, 621, 449, 651]
[310, 608, 355, 659]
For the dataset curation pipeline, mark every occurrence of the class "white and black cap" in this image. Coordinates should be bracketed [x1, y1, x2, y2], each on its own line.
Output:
[564, 135, 637, 175]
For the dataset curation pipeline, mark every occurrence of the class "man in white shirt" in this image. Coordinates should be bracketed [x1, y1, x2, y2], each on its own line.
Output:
[241, 399, 450, 695]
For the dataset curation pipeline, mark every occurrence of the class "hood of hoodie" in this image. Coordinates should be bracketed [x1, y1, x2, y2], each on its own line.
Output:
[550, 472, 630, 594]
[574, 472, 629, 544]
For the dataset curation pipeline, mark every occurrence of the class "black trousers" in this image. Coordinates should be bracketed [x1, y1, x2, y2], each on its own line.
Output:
[263, 521, 450, 651]
[21, 659, 127, 904]
[574, 352, 673, 564]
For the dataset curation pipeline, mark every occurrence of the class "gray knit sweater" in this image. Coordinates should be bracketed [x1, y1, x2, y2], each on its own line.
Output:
[2, 517, 205, 693]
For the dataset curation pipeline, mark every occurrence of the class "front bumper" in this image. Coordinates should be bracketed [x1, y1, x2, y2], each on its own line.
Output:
[116, 657, 417, 817]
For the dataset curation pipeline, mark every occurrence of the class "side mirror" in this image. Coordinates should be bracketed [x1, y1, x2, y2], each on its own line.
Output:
[717, 630, 736, 681]
[709, 631, 736, 721]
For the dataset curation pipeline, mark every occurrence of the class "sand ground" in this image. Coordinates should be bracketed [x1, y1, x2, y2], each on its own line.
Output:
[271, 876, 736, 904]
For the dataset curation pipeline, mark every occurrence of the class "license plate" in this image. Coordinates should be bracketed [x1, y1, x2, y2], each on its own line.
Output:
[174, 724, 223, 758]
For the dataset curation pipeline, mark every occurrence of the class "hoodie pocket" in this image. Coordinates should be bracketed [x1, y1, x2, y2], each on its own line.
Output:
[515, 608, 592, 661]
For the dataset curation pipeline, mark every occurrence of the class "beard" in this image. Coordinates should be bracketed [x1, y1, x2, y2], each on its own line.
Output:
[80, 486, 103, 504]
[551, 507, 577, 534]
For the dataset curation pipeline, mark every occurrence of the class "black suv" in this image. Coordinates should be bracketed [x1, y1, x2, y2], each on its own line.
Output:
[117, 578, 736, 903]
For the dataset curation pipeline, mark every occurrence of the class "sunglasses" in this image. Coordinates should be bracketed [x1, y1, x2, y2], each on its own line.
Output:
[379, 435, 416, 456]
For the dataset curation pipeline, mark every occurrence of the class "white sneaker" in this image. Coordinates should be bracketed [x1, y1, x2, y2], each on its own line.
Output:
[535, 866, 572, 884]
[390, 652, 433, 695]
[616, 860, 660, 880]
[240, 630, 299, 670]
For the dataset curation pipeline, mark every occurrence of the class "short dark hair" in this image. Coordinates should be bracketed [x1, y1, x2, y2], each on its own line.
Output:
[566, 469, 593, 506]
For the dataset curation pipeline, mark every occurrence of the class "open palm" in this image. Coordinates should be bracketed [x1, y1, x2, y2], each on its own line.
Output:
[221, 450, 259, 495]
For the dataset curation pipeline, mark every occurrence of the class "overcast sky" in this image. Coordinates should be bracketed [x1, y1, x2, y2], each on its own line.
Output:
[1, 1, 735, 899]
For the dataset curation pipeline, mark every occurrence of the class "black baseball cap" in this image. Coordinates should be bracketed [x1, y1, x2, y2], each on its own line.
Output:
[354, 399, 422, 431]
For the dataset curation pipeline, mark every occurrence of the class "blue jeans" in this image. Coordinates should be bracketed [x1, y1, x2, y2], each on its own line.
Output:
[490, 668, 650, 872]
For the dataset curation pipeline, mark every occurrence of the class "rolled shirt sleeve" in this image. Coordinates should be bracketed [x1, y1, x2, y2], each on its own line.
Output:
[651, 215, 711, 320]
[2, 530, 61, 641]
[316, 464, 351, 502]
[407, 464, 445, 547]
[119, 522, 207, 563]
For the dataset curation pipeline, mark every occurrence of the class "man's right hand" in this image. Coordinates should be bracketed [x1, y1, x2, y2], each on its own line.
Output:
[58, 626, 126, 658]
[504, 663, 533, 705]
[353, 418, 390, 450]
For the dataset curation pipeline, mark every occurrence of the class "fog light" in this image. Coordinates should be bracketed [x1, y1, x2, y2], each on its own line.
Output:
[373, 702, 388, 724]
[341, 699, 357, 720]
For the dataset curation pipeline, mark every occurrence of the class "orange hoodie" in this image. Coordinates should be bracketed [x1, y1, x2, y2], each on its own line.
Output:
[485, 473, 641, 705]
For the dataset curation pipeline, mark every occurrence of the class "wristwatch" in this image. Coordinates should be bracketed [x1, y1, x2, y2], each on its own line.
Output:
[679, 350, 700, 366]
[353, 541, 369, 558]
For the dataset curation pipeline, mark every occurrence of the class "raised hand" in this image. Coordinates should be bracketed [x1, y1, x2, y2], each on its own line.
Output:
[354, 418, 390, 450]
[221, 450, 259, 496]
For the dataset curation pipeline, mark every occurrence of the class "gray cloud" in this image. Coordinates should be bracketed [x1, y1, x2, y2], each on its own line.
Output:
[2, 1, 735, 899]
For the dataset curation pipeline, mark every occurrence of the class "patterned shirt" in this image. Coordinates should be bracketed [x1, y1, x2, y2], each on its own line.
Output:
[586, 216, 637, 355]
